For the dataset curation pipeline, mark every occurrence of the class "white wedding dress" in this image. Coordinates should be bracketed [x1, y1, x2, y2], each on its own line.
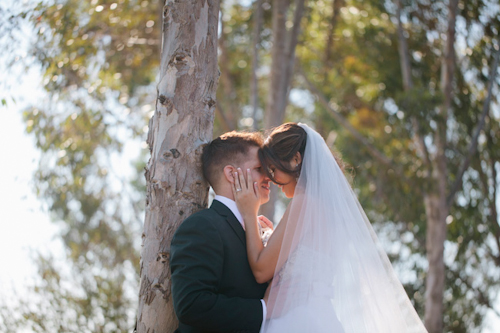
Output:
[261, 124, 427, 333]
[265, 246, 345, 333]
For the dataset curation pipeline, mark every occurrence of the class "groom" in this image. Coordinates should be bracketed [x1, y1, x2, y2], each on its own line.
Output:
[170, 131, 272, 332]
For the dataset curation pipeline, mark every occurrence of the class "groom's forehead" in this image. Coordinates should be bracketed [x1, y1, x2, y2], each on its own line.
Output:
[234, 148, 259, 164]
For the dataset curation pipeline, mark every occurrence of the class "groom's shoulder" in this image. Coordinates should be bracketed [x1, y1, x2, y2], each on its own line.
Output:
[175, 207, 220, 232]
[185, 206, 219, 222]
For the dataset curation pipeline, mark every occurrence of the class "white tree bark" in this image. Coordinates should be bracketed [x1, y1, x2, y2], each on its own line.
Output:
[136, 1, 220, 332]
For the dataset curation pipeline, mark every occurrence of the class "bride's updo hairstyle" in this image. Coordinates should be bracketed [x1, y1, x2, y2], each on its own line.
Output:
[259, 122, 347, 185]
[259, 123, 307, 184]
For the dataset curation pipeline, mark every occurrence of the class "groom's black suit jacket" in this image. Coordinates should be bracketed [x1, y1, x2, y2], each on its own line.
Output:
[170, 199, 268, 333]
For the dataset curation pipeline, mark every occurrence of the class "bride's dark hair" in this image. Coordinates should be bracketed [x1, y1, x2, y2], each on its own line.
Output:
[259, 123, 346, 185]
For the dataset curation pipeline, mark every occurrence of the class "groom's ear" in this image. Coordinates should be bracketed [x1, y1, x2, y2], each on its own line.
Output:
[222, 165, 236, 183]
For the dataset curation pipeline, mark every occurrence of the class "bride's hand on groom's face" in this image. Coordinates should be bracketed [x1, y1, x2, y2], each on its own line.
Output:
[231, 167, 260, 218]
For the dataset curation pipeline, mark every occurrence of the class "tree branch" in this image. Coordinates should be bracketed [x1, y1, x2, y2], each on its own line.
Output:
[264, 0, 289, 128]
[323, 0, 343, 68]
[284, 0, 306, 84]
[491, 157, 500, 259]
[395, 0, 412, 91]
[395, 0, 431, 168]
[265, 0, 307, 128]
[251, 0, 264, 130]
[449, 268, 500, 317]
[447, 38, 500, 207]
[479, 164, 500, 264]
[484, 123, 500, 260]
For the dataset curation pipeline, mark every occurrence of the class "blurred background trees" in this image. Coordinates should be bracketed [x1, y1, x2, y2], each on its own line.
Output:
[0, 0, 160, 331]
[1, 0, 499, 332]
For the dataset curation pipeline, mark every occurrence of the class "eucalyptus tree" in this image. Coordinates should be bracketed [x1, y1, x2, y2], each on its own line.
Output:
[136, 0, 221, 331]
[3, 0, 499, 332]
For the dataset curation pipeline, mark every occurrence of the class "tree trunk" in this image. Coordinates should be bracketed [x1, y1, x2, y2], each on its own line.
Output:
[395, 0, 430, 167]
[424, 1, 457, 332]
[260, 0, 306, 220]
[136, 1, 220, 332]
[321, 0, 343, 85]
[263, 0, 288, 130]
[423, 190, 448, 333]
[219, 17, 239, 130]
[323, 0, 343, 66]
[264, 0, 306, 128]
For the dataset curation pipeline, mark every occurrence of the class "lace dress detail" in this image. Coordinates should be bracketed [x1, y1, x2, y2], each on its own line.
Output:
[275, 246, 335, 296]
[258, 222, 273, 247]
[276, 250, 296, 284]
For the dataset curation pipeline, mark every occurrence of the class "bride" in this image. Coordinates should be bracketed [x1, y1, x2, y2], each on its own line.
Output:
[231, 122, 427, 333]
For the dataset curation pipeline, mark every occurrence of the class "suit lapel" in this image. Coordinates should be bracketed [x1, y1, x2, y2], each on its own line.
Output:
[210, 200, 246, 246]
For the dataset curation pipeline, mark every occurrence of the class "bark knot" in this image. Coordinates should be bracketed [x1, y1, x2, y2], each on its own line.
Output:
[158, 95, 174, 116]
[162, 3, 173, 19]
[163, 148, 181, 159]
[169, 50, 196, 75]
[205, 97, 216, 108]
[157, 251, 170, 263]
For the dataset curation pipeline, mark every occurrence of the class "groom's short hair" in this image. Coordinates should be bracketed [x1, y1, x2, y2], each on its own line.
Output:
[202, 131, 264, 188]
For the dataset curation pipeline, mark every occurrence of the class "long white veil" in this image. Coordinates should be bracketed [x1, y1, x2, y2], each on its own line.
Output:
[262, 123, 427, 333]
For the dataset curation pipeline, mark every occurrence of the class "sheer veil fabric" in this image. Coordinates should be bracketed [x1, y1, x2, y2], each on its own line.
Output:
[262, 123, 427, 333]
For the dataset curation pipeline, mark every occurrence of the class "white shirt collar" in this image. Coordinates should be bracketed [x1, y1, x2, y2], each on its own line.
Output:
[214, 195, 245, 230]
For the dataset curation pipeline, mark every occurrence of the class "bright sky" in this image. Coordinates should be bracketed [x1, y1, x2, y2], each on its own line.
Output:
[0, 99, 63, 299]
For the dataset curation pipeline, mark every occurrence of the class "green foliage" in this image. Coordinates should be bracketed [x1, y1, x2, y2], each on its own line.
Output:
[2, 0, 499, 331]
[207, 1, 500, 330]
[294, 0, 500, 331]
[1, 253, 135, 332]
[1, 0, 158, 331]
[215, 0, 273, 133]
[394, 87, 443, 135]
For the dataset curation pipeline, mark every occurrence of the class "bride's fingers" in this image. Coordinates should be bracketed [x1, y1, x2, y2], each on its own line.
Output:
[253, 181, 259, 198]
[237, 168, 247, 189]
[246, 169, 256, 196]
[230, 174, 237, 198]
[233, 171, 243, 197]
[234, 171, 242, 189]
[246, 168, 252, 190]
[246, 170, 257, 196]
[247, 169, 261, 199]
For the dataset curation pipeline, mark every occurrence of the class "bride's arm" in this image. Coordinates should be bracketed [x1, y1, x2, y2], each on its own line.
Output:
[232, 168, 289, 283]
